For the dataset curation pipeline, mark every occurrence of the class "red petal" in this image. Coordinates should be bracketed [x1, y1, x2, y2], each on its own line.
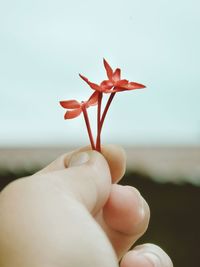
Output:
[103, 58, 113, 80]
[110, 87, 125, 92]
[126, 82, 146, 89]
[60, 100, 80, 109]
[103, 88, 118, 93]
[115, 79, 128, 87]
[87, 91, 99, 106]
[112, 68, 121, 82]
[64, 108, 82, 119]
[79, 74, 102, 91]
[100, 80, 113, 90]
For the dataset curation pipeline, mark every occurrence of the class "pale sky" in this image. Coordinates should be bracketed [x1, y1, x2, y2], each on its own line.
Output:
[0, 0, 200, 147]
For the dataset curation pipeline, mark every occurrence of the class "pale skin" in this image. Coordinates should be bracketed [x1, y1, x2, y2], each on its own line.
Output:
[0, 145, 173, 267]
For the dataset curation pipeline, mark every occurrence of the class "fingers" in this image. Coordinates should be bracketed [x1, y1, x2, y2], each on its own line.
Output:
[103, 185, 149, 235]
[120, 244, 173, 267]
[95, 184, 150, 259]
[100, 145, 126, 183]
[36, 144, 126, 183]
[41, 150, 112, 214]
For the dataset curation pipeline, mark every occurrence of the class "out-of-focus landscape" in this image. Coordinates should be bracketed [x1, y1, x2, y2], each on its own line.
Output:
[0, 145, 200, 267]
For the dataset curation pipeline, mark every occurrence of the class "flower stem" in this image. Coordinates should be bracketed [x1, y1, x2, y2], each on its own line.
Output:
[100, 92, 116, 131]
[96, 92, 103, 152]
[82, 104, 95, 150]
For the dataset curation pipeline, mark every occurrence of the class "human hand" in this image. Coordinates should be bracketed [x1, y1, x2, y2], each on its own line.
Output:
[0, 145, 173, 267]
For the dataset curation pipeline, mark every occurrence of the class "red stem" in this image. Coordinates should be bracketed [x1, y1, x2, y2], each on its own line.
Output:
[96, 92, 103, 152]
[100, 92, 116, 131]
[82, 104, 95, 150]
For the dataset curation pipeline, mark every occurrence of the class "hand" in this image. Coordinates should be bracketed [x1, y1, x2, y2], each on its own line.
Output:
[0, 145, 173, 267]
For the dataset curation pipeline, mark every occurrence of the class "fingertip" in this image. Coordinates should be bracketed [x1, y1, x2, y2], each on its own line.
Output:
[75, 144, 126, 183]
[61, 150, 112, 213]
[67, 150, 111, 184]
[103, 185, 150, 236]
[101, 144, 126, 183]
[120, 250, 154, 267]
[121, 244, 173, 267]
[68, 152, 90, 167]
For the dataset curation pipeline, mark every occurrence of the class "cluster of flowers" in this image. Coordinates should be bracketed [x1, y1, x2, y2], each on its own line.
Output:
[60, 59, 145, 152]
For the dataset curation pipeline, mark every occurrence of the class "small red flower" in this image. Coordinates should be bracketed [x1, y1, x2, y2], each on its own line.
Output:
[60, 58, 146, 152]
[101, 58, 146, 92]
[60, 91, 98, 119]
[79, 59, 146, 93]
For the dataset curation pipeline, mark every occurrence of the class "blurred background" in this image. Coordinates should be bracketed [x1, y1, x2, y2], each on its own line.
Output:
[0, 0, 200, 266]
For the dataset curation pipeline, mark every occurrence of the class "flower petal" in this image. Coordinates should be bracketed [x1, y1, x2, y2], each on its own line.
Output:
[79, 74, 102, 91]
[87, 91, 99, 106]
[125, 82, 146, 89]
[103, 58, 113, 80]
[109, 87, 126, 92]
[64, 108, 82, 119]
[60, 100, 81, 109]
[115, 79, 129, 87]
[103, 88, 119, 93]
[100, 80, 113, 90]
[112, 68, 121, 82]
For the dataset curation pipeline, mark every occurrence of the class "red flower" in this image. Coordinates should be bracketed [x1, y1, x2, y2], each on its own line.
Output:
[101, 58, 146, 92]
[79, 59, 146, 93]
[60, 91, 98, 119]
[60, 58, 146, 152]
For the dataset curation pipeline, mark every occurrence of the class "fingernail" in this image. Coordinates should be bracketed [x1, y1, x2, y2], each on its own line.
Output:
[142, 252, 161, 267]
[68, 152, 90, 167]
[123, 250, 161, 267]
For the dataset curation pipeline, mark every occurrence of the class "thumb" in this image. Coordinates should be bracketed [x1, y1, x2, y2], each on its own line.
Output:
[51, 150, 112, 215]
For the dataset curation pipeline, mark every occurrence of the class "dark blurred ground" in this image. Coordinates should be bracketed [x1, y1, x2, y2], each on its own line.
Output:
[0, 170, 200, 267]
